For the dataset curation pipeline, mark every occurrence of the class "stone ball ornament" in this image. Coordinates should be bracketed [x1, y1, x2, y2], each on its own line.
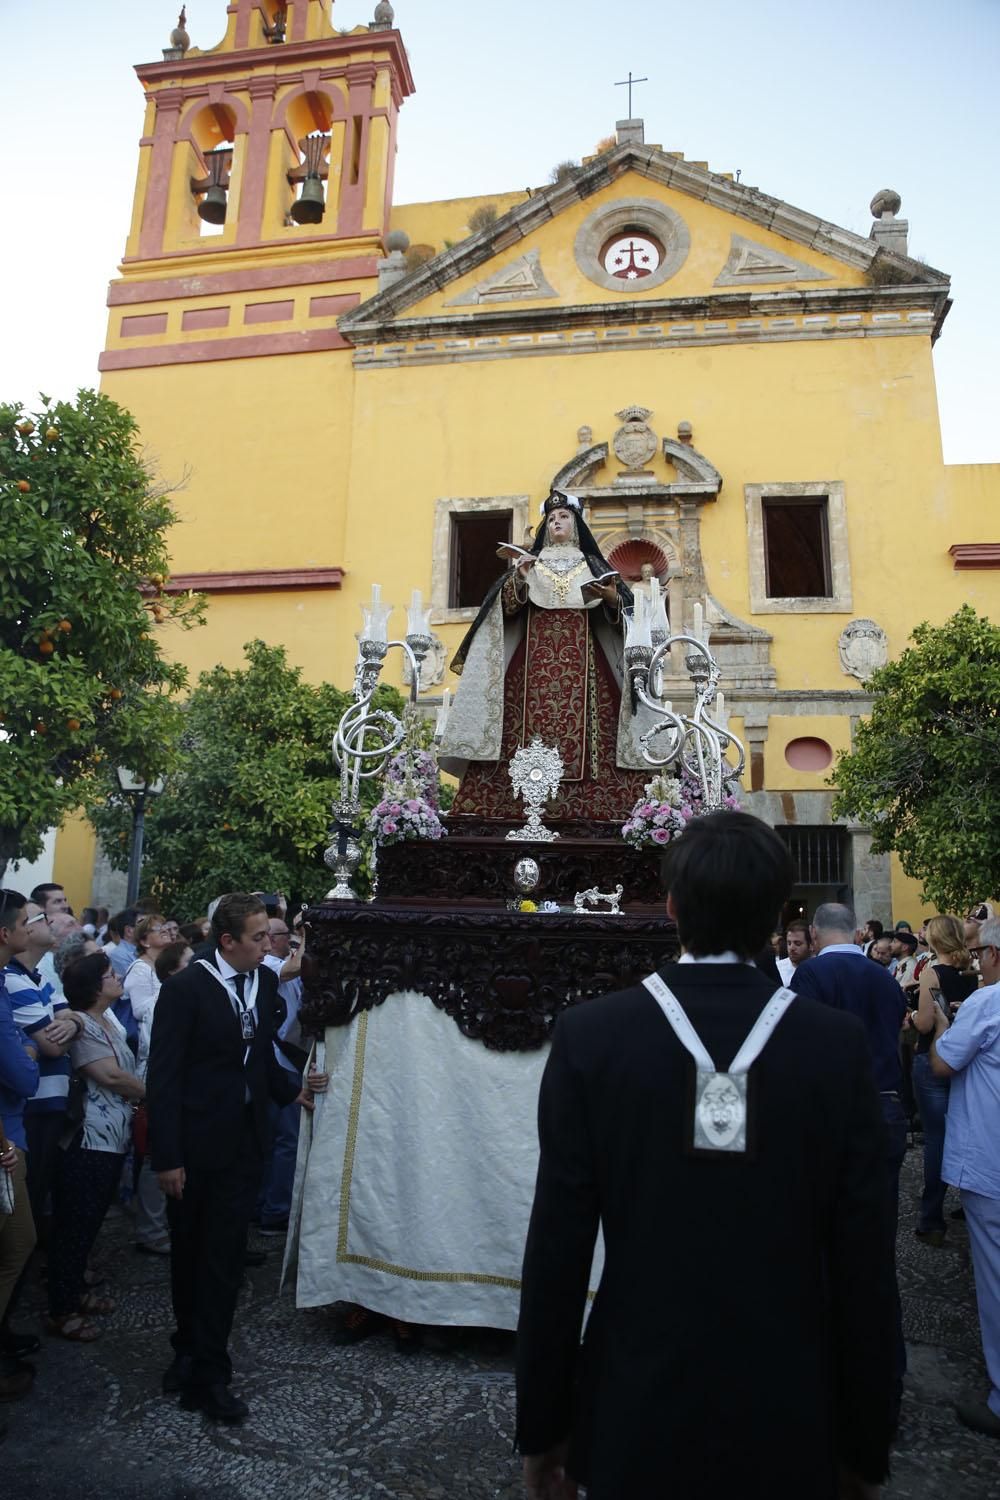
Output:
[870, 189, 902, 219]
[384, 229, 410, 253]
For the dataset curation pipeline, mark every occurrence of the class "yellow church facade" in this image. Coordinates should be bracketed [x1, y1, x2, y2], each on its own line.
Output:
[55, 0, 998, 920]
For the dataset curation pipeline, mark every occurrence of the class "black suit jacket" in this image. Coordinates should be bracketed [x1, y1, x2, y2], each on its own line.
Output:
[146, 958, 300, 1173]
[516, 962, 895, 1500]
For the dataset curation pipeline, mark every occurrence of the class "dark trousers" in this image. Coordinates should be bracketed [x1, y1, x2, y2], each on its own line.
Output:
[167, 1119, 262, 1388]
[912, 1053, 950, 1233]
[882, 1092, 908, 1413]
[47, 1142, 125, 1318]
[24, 1110, 68, 1233]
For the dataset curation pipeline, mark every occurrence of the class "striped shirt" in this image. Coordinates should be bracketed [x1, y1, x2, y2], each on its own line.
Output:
[2, 960, 72, 1114]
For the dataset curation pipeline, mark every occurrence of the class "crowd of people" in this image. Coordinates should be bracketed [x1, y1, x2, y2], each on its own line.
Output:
[0, 882, 320, 1434]
[2, 860, 999, 1494]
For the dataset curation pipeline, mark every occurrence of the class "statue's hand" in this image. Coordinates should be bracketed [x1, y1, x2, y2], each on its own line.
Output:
[516, 556, 536, 577]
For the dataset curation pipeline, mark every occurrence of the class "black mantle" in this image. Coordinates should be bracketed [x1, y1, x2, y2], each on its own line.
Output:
[301, 901, 679, 1052]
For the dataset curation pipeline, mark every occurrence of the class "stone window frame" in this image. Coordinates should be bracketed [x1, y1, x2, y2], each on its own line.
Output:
[573, 197, 690, 294]
[744, 481, 852, 614]
[430, 494, 531, 626]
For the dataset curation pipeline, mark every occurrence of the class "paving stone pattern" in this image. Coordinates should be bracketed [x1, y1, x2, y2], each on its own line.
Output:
[3, 1148, 997, 1498]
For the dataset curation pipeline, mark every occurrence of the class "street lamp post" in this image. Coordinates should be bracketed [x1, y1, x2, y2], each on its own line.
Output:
[116, 769, 165, 906]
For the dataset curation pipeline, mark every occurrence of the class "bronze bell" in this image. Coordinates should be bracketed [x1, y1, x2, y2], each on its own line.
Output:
[290, 175, 325, 225]
[198, 184, 228, 225]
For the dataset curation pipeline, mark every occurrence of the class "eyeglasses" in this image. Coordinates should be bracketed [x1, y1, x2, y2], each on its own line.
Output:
[25, 911, 48, 926]
[969, 946, 996, 960]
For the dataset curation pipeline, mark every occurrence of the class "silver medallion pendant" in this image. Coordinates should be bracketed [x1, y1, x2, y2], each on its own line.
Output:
[694, 1068, 747, 1154]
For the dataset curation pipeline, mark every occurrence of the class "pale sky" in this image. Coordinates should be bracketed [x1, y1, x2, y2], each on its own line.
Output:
[1, 0, 998, 464]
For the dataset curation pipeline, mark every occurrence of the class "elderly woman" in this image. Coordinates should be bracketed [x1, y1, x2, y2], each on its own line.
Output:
[46, 953, 144, 1340]
[439, 491, 658, 824]
[910, 914, 979, 1246]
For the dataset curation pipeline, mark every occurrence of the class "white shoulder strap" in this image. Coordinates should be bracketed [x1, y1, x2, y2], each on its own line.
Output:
[642, 971, 796, 1075]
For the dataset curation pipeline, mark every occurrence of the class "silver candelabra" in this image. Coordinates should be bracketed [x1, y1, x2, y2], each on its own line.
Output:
[325, 585, 439, 900]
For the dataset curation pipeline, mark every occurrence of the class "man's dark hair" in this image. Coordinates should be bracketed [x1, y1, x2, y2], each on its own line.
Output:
[29, 882, 64, 908]
[62, 952, 112, 1011]
[662, 812, 793, 959]
[211, 893, 266, 947]
[895, 931, 918, 952]
[0, 888, 27, 932]
[866, 919, 884, 940]
[785, 919, 810, 939]
[110, 906, 140, 937]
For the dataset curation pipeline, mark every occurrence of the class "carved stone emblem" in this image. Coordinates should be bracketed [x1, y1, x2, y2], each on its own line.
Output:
[445, 249, 557, 306]
[838, 619, 888, 682]
[613, 406, 658, 471]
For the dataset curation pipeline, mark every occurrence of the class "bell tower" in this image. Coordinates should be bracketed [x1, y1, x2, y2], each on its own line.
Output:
[100, 1, 414, 375]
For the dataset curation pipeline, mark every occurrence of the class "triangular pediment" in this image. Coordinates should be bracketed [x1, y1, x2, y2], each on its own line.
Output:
[340, 140, 948, 344]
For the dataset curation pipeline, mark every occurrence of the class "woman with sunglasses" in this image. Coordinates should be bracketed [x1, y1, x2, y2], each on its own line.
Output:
[46, 953, 144, 1340]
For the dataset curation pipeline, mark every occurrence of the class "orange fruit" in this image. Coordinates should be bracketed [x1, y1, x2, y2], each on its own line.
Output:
[38, 639, 55, 655]
[66, 717, 81, 731]
[58, 619, 72, 633]
[109, 688, 123, 700]
[17, 479, 30, 492]
[45, 427, 60, 441]
[16, 420, 34, 436]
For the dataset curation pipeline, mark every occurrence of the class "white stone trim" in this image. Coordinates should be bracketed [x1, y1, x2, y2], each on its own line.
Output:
[430, 494, 531, 626]
[744, 481, 852, 615]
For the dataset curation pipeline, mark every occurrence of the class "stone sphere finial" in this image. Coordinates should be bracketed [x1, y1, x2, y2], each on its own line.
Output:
[870, 188, 902, 220]
[170, 6, 191, 52]
[373, 0, 395, 27]
[385, 229, 410, 253]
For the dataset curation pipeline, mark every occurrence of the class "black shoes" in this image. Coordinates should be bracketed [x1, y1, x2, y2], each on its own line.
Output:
[162, 1353, 194, 1393]
[180, 1383, 249, 1423]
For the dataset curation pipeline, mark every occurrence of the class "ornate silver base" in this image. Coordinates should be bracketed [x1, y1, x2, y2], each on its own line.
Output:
[506, 814, 560, 844]
[324, 802, 362, 901]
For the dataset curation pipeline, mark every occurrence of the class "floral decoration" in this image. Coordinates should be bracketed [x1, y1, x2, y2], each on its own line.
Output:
[621, 771, 741, 848]
[367, 740, 446, 847]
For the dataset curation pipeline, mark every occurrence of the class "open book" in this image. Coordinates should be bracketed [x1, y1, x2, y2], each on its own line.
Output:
[496, 543, 537, 563]
[581, 571, 620, 591]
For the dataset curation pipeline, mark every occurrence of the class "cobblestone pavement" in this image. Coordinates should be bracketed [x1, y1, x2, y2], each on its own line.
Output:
[3, 1147, 998, 1498]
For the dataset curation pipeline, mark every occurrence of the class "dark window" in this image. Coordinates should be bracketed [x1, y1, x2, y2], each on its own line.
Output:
[775, 826, 847, 886]
[762, 498, 831, 598]
[450, 511, 512, 608]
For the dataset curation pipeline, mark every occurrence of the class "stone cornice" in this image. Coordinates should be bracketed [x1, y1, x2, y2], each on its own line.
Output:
[344, 139, 948, 337]
[159, 567, 344, 594]
[135, 31, 415, 99]
[341, 282, 951, 349]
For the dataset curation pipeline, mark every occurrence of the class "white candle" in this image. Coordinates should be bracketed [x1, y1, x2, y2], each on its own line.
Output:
[633, 592, 651, 649]
[715, 691, 725, 725]
[435, 688, 451, 737]
[663, 699, 673, 716]
[693, 601, 703, 643]
[371, 582, 381, 606]
[410, 588, 422, 615]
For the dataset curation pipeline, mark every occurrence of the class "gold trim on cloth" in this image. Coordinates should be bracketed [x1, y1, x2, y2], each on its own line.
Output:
[335, 1012, 524, 1290]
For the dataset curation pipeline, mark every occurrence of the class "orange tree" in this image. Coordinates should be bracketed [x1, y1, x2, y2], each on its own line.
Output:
[0, 390, 203, 880]
[88, 640, 408, 915]
[832, 606, 1000, 911]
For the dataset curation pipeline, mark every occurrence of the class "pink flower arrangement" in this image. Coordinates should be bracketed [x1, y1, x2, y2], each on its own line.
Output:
[621, 772, 741, 849]
[367, 793, 445, 847]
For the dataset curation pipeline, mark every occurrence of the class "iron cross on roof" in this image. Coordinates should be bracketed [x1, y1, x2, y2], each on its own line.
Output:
[615, 71, 649, 119]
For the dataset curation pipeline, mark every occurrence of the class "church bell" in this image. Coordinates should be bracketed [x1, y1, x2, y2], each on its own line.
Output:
[290, 175, 326, 225]
[197, 184, 229, 225]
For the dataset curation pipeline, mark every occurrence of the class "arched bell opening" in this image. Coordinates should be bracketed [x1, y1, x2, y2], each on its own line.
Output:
[187, 103, 239, 238]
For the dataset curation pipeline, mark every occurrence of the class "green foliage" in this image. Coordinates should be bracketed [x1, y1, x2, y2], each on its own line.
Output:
[88, 640, 409, 917]
[832, 606, 1000, 910]
[0, 390, 204, 878]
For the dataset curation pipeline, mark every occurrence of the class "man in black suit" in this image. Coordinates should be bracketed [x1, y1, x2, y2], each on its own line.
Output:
[147, 892, 326, 1423]
[516, 812, 895, 1500]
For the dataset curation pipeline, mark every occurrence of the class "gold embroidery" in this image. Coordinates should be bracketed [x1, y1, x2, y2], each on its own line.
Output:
[533, 556, 589, 604]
